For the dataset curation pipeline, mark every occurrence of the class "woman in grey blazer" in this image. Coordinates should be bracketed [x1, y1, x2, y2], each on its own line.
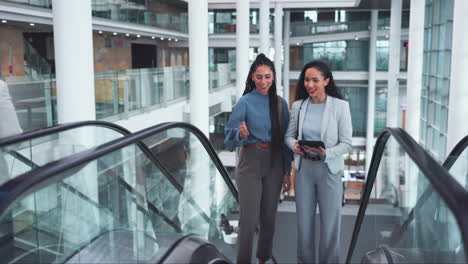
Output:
[285, 61, 352, 263]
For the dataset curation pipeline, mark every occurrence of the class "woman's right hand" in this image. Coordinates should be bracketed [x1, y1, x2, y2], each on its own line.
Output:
[239, 121, 250, 138]
[293, 141, 304, 156]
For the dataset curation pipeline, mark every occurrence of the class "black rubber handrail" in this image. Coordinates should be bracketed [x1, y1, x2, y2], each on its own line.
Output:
[0, 120, 132, 147]
[387, 135, 468, 246]
[0, 120, 190, 214]
[0, 122, 238, 218]
[346, 128, 468, 263]
[6, 150, 182, 233]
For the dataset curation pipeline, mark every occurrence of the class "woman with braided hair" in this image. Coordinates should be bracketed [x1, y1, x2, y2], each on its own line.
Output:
[224, 53, 292, 264]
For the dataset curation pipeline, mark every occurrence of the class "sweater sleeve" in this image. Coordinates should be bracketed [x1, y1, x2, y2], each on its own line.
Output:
[224, 98, 248, 151]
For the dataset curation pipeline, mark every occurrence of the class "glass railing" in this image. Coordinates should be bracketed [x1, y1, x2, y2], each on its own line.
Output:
[1, 0, 188, 33]
[209, 68, 236, 92]
[0, 121, 132, 185]
[290, 20, 370, 37]
[346, 129, 468, 263]
[0, 122, 239, 263]
[6, 65, 235, 132]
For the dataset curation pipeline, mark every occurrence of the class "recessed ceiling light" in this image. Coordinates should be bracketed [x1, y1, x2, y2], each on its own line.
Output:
[29, 23, 35, 26]
[385, 35, 389, 38]
[296, 43, 300, 46]
[98, 30, 103, 34]
[160, 37, 164, 40]
[125, 33, 130, 36]
[175, 39, 178, 42]
[137, 34, 141, 38]
[151, 36, 155, 39]
[168, 38, 171, 41]
[1, 20, 7, 23]
[113, 32, 117, 35]
[354, 37, 359, 40]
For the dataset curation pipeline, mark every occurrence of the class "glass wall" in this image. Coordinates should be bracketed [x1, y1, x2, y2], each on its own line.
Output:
[2, 0, 188, 33]
[420, 0, 454, 160]
[341, 84, 368, 137]
[291, 38, 408, 72]
[290, 10, 370, 37]
[298, 39, 370, 71]
[338, 81, 389, 138]
[208, 9, 273, 34]
[378, 10, 411, 30]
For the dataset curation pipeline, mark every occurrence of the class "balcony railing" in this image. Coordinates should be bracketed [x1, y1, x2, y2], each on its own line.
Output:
[7, 65, 235, 132]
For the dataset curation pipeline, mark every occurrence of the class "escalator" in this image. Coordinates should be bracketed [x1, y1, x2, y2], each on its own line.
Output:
[2, 122, 466, 263]
[345, 128, 468, 263]
[0, 122, 239, 263]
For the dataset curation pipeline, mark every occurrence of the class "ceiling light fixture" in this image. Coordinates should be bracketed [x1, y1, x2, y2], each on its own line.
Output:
[113, 32, 117, 35]
[168, 38, 172, 41]
[126, 33, 130, 36]
[175, 39, 178, 42]
[1, 20, 7, 23]
[152, 36, 155, 39]
[160, 37, 164, 40]
[98, 31, 103, 34]
[137, 34, 141, 38]
[29, 23, 35, 26]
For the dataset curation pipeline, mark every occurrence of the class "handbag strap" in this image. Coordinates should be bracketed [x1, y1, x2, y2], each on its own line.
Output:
[295, 98, 307, 139]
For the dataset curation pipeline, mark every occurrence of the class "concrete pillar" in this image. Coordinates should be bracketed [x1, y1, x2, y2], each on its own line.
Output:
[283, 11, 290, 104]
[274, 4, 283, 95]
[404, 0, 425, 207]
[188, 0, 209, 136]
[236, 0, 250, 98]
[385, 0, 402, 198]
[386, 0, 402, 129]
[365, 10, 378, 174]
[52, 0, 95, 123]
[259, 0, 270, 55]
[447, 0, 468, 186]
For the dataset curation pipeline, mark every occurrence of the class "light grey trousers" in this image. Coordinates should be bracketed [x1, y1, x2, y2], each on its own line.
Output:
[235, 146, 283, 264]
[295, 159, 342, 263]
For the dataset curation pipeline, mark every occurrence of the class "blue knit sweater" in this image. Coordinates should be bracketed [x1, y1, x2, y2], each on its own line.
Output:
[224, 90, 292, 173]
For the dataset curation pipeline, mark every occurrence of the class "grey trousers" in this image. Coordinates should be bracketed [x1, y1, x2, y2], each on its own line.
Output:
[295, 159, 342, 264]
[235, 146, 283, 264]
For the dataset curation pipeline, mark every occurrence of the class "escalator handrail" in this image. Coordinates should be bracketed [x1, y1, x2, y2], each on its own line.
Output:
[0, 120, 187, 202]
[0, 122, 238, 218]
[0, 120, 132, 147]
[387, 134, 468, 246]
[6, 149, 183, 233]
[346, 128, 468, 263]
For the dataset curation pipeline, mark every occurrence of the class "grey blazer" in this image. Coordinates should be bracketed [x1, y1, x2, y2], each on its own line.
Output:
[285, 96, 352, 174]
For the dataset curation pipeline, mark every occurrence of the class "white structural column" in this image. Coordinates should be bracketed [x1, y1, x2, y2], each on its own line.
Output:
[365, 10, 378, 174]
[188, 0, 209, 136]
[405, 0, 425, 139]
[386, 0, 402, 128]
[52, 0, 95, 123]
[447, 0, 468, 186]
[385, 0, 402, 198]
[404, 0, 425, 207]
[283, 11, 290, 104]
[274, 4, 283, 95]
[236, 0, 250, 98]
[260, 0, 270, 55]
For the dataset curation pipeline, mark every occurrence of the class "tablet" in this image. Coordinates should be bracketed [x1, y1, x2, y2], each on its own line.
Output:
[298, 140, 325, 149]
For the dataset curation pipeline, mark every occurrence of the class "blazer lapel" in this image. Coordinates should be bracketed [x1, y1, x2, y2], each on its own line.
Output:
[298, 99, 308, 140]
[320, 96, 332, 141]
